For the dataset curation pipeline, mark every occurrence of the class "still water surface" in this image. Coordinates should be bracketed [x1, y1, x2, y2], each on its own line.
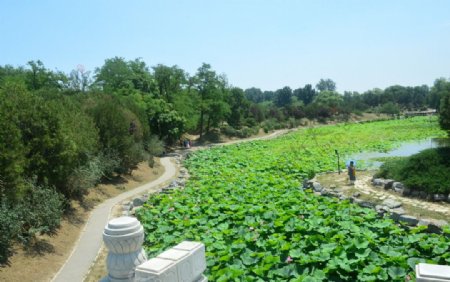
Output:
[347, 138, 450, 168]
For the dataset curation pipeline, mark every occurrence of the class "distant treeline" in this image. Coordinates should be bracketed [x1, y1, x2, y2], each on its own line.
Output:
[0, 58, 449, 263]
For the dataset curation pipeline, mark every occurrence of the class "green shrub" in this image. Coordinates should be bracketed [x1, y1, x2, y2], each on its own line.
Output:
[0, 182, 64, 263]
[376, 148, 450, 194]
[238, 126, 258, 138]
[146, 135, 165, 157]
[220, 124, 237, 137]
[400, 147, 450, 194]
[66, 152, 119, 196]
[374, 157, 408, 179]
[221, 125, 258, 138]
[15, 182, 64, 245]
[0, 197, 19, 264]
[261, 119, 278, 133]
[89, 95, 147, 174]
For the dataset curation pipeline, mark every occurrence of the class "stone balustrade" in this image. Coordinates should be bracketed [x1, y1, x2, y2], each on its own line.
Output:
[101, 216, 206, 282]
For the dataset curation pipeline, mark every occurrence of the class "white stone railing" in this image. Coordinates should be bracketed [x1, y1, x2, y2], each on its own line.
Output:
[416, 263, 450, 282]
[101, 216, 206, 282]
[101, 217, 450, 282]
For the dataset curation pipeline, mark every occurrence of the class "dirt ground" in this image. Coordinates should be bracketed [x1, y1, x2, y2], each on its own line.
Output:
[0, 159, 164, 282]
[315, 170, 450, 221]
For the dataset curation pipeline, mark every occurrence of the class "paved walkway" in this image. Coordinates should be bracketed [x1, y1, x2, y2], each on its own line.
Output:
[317, 172, 450, 219]
[52, 157, 177, 282]
[354, 175, 450, 218]
[51, 129, 291, 282]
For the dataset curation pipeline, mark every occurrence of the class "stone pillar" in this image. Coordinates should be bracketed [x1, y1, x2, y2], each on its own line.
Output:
[102, 216, 148, 282]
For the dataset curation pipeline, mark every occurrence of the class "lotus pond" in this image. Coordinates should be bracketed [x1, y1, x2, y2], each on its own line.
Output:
[137, 117, 449, 281]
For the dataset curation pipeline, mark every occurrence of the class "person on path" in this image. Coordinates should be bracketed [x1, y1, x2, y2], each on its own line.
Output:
[348, 161, 356, 184]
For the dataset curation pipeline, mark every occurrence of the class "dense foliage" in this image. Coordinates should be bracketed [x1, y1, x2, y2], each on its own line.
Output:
[0, 58, 448, 266]
[376, 147, 450, 195]
[138, 117, 449, 281]
[437, 78, 450, 134]
[0, 182, 63, 264]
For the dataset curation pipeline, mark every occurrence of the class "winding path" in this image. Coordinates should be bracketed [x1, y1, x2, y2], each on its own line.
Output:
[51, 128, 291, 282]
[52, 157, 177, 282]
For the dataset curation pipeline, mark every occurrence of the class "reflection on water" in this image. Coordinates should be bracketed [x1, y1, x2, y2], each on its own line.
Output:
[348, 138, 450, 168]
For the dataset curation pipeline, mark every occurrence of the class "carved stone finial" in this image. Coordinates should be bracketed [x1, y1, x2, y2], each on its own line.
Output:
[102, 216, 147, 282]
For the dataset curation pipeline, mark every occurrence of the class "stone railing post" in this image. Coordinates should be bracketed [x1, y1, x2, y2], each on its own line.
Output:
[102, 216, 147, 282]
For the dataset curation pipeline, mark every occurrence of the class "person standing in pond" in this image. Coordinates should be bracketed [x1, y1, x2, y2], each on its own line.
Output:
[348, 161, 356, 184]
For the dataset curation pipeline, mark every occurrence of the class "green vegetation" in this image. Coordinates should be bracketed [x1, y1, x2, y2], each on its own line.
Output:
[137, 117, 449, 281]
[1, 58, 449, 267]
[437, 78, 450, 135]
[376, 147, 450, 195]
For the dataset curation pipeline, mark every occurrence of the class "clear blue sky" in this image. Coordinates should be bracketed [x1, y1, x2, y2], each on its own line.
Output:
[1, 0, 449, 92]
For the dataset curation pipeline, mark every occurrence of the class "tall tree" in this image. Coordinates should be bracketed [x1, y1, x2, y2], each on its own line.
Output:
[152, 64, 187, 103]
[274, 86, 292, 107]
[429, 78, 450, 110]
[294, 84, 316, 105]
[227, 87, 249, 128]
[439, 92, 450, 135]
[26, 60, 66, 91]
[361, 88, 383, 108]
[194, 63, 229, 138]
[316, 78, 336, 92]
[412, 85, 429, 109]
[313, 90, 343, 116]
[67, 65, 92, 93]
[244, 87, 263, 103]
[94, 57, 134, 92]
[128, 58, 154, 93]
[437, 78, 450, 134]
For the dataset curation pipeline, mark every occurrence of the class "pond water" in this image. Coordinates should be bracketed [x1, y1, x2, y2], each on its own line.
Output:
[347, 137, 450, 168]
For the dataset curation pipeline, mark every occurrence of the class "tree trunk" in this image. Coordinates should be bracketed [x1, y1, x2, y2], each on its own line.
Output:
[199, 109, 204, 138]
[206, 115, 211, 134]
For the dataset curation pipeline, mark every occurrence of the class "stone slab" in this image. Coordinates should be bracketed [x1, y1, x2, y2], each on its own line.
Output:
[158, 249, 189, 261]
[135, 258, 177, 282]
[416, 263, 450, 281]
[382, 198, 402, 209]
[398, 214, 419, 226]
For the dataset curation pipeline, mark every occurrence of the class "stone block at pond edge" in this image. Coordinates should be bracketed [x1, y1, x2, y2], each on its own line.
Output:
[402, 187, 411, 196]
[398, 214, 419, 226]
[312, 182, 323, 192]
[390, 207, 406, 221]
[428, 220, 449, 234]
[358, 201, 375, 209]
[372, 178, 384, 186]
[383, 179, 395, 190]
[133, 197, 146, 207]
[418, 218, 432, 227]
[382, 199, 402, 209]
[393, 182, 404, 189]
[393, 182, 405, 194]
[433, 194, 447, 202]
